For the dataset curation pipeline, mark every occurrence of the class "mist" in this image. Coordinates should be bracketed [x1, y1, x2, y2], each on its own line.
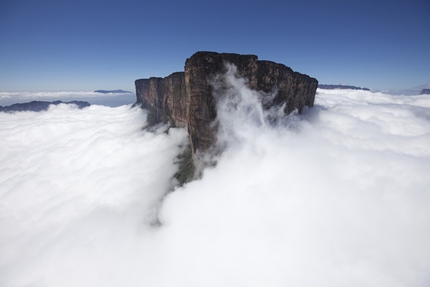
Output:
[1, 74, 430, 286]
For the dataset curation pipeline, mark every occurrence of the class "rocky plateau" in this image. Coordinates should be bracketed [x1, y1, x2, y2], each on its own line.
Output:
[135, 51, 318, 183]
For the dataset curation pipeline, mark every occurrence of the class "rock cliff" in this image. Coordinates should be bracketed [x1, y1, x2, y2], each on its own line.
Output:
[184, 52, 318, 154]
[135, 51, 318, 182]
[135, 72, 188, 127]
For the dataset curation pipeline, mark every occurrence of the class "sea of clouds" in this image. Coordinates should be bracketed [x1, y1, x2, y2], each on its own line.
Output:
[0, 91, 135, 107]
[1, 72, 430, 286]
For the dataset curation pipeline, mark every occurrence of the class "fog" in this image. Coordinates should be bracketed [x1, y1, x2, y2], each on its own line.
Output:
[1, 75, 430, 286]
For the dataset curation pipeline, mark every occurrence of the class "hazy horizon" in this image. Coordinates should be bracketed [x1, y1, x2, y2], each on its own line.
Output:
[2, 82, 430, 108]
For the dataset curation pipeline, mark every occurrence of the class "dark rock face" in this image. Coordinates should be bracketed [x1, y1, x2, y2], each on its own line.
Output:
[318, 84, 370, 91]
[135, 72, 188, 127]
[135, 51, 318, 180]
[420, 89, 430, 95]
[184, 52, 318, 154]
[0, 100, 90, 113]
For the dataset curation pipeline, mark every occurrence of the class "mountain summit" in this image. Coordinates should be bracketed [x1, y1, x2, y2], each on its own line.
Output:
[135, 51, 318, 183]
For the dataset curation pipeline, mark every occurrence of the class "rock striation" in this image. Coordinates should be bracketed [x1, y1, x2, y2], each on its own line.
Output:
[135, 51, 318, 182]
[135, 72, 188, 127]
[184, 52, 318, 154]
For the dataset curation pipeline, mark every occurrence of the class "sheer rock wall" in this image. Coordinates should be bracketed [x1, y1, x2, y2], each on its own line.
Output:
[135, 51, 318, 174]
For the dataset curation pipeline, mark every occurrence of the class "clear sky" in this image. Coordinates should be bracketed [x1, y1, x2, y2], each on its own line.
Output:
[0, 0, 429, 92]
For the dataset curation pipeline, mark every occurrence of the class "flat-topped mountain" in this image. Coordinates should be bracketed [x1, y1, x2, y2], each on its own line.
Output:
[318, 84, 370, 91]
[135, 51, 318, 183]
[94, 89, 133, 94]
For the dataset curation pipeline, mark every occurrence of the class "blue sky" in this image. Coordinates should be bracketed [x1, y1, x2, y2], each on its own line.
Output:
[0, 0, 429, 92]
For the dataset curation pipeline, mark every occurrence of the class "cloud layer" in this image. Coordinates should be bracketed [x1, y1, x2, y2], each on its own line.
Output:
[0, 91, 135, 107]
[1, 82, 430, 286]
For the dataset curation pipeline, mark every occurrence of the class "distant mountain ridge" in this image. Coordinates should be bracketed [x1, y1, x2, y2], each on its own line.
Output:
[388, 82, 430, 95]
[94, 89, 133, 94]
[318, 84, 370, 91]
[0, 100, 90, 112]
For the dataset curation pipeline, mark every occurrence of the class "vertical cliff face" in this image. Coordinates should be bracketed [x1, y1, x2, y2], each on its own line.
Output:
[135, 72, 188, 128]
[135, 51, 318, 181]
[184, 52, 318, 155]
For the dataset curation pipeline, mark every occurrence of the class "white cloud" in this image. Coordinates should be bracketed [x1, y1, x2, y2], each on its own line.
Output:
[0, 91, 135, 107]
[1, 76, 430, 286]
[0, 104, 188, 286]
[158, 73, 430, 286]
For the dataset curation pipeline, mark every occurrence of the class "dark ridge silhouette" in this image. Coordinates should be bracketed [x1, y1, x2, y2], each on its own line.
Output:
[318, 84, 370, 91]
[0, 100, 90, 112]
[94, 89, 133, 94]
